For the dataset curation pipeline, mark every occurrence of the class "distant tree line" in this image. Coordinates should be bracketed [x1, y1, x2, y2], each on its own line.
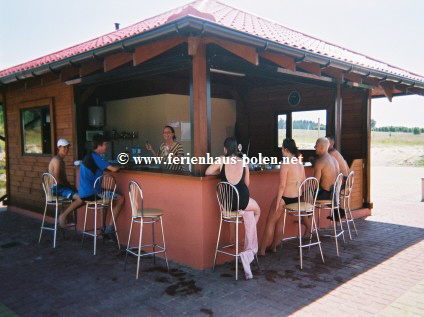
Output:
[373, 126, 423, 135]
[371, 119, 422, 134]
[278, 119, 326, 130]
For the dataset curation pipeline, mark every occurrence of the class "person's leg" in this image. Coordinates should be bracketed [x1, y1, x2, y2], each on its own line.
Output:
[109, 193, 124, 226]
[245, 197, 260, 224]
[259, 197, 282, 255]
[270, 204, 287, 252]
[58, 194, 84, 228]
[302, 216, 313, 237]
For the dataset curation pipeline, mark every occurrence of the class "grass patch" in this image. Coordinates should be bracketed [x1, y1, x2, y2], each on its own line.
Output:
[371, 131, 424, 147]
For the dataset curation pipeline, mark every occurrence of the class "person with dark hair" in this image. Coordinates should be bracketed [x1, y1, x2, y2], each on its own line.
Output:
[326, 135, 349, 177]
[78, 134, 124, 238]
[146, 125, 184, 172]
[259, 138, 306, 255]
[205, 137, 260, 223]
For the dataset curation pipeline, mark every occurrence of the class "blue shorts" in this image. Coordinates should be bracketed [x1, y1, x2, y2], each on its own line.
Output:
[81, 191, 118, 202]
[51, 184, 77, 200]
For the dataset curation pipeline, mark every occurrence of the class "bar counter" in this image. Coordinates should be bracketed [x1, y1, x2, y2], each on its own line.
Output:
[76, 160, 369, 269]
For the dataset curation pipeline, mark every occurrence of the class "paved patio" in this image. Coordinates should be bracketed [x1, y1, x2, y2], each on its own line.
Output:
[0, 166, 423, 316]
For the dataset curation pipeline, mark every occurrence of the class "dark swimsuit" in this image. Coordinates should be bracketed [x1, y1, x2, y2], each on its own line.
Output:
[220, 164, 250, 211]
[281, 196, 298, 205]
[317, 187, 332, 200]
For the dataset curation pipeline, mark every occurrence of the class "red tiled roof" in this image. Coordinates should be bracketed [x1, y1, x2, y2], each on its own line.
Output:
[1, 0, 423, 83]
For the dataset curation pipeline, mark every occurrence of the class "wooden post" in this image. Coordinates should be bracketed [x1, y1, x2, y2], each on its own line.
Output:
[190, 41, 210, 175]
[335, 80, 342, 151]
[364, 90, 372, 210]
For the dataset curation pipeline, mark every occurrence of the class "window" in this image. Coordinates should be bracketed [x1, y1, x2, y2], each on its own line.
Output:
[276, 109, 327, 150]
[21, 106, 52, 154]
[276, 114, 287, 147]
[292, 110, 327, 150]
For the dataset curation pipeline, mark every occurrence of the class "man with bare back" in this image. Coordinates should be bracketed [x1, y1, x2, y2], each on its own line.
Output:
[314, 137, 340, 200]
[48, 139, 84, 228]
[326, 135, 349, 177]
[314, 137, 345, 220]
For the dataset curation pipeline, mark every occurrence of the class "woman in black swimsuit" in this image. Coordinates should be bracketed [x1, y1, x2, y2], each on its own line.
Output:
[205, 137, 261, 223]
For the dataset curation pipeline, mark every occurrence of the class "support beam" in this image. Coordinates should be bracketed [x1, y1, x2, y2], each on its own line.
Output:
[362, 77, 379, 87]
[335, 80, 342, 152]
[344, 72, 362, 84]
[79, 59, 103, 77]
[41, 72, 60, 85]
[205, 37, 258, 65]
[297, 61, 321, 76]
[364, 90, 372, 209]
[104, 52, 132, 72]
[322, 66, 344, 81]
[190, 41, 210, 175]
[133, 35, 186, 66]
[25, 77, 42, 89]
[60, 66, 80, 82]
[259, 51, 295, 71]
[379, 81, 394, 102]
[188, 35, 202, 56]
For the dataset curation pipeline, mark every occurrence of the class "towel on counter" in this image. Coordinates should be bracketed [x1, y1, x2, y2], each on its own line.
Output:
[239, 210, 258, 280]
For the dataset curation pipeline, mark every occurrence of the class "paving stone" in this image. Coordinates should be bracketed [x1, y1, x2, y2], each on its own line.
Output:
[1, 167, 424, 317]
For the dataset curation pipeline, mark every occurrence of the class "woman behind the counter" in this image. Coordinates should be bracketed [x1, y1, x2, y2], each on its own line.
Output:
[146, 125, 184, 171]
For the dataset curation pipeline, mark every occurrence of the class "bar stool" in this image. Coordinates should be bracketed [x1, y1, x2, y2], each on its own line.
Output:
[213, 181, 260, 280]
[39, 173, 72, 248]
[316, 173, 345, 256]
[81, 174, 120, 255]
[282, 177, 324, 270]
[124, 180, 169, 279]
[341, 171, 358, 239]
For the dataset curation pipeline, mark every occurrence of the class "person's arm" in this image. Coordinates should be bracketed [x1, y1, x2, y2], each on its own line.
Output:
[173, 142, 184, 158]
[49, 159, 61, 183]
[314, 161, 322, 184]
[93, 153, 117, 173]
[146, 142, 158, 157]
[106, 165, 120, 172]
[275, 164, 288, 211]
[205, 156, 224, 175]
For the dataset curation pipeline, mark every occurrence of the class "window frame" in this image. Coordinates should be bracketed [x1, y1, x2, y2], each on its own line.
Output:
[19, 98, 55, 157]
[276, 108, 328, 150]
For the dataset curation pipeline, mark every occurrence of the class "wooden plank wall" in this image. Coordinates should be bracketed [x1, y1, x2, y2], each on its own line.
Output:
[247, 83, 335, 158]
[5, 80, 74, 212]
[341, 87, 368, 165]
[349, 159, 364, 210]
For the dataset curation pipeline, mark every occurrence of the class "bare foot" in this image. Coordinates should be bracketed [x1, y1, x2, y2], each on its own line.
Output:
[270, 245, 278, 253]
[58, 214, 66, 228]
[258, 250, 266, 256]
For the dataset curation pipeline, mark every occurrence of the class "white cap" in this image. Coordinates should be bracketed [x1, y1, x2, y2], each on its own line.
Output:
[57, 138, 70, 147]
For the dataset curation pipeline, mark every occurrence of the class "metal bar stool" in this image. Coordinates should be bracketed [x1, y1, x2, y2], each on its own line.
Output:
[81, 174, 121, 255]
[282, 177, 324, 270]
[124, 180, 169, 279]
[39, 173, 72, 248]
[341, 171, 358, 239]
[213, 181, 260, 280]
[315, 173, 345, 256]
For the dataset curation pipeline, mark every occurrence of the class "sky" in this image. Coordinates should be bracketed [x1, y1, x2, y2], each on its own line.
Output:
[1, 0, 423, 127]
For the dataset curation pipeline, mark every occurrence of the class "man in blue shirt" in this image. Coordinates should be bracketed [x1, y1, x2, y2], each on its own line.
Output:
[79, 134, 124, 237]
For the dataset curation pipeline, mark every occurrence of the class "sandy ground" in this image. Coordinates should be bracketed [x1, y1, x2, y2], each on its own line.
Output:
[372, 146, 424, 167]
[371, 165, 424, 227]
